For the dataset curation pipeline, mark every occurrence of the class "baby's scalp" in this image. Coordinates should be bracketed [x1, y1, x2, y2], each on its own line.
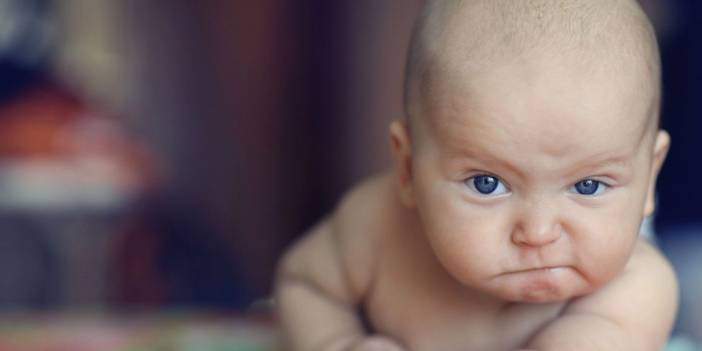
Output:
[403, 0, 661, 142]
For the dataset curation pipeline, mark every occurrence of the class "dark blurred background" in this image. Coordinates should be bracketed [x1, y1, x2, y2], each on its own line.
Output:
[0, 0, 425, 312]
[0, 0, 698, 345]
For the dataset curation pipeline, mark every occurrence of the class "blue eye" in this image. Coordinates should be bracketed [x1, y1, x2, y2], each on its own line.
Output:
[466, 175, 508, 195]
[571, 179, 606, 196]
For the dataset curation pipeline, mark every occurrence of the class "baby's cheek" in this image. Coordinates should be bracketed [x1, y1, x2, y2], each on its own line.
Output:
[428, 225, 505, 285]
[577, 232, 637, 289]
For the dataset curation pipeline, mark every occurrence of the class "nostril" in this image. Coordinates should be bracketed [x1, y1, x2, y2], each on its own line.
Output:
[512, 221, 562, 247]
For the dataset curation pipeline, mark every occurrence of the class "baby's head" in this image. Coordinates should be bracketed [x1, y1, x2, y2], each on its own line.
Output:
[390, 0, 670, 303]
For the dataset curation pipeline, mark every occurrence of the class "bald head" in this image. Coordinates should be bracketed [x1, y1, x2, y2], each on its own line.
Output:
[404, 0, 661, 129]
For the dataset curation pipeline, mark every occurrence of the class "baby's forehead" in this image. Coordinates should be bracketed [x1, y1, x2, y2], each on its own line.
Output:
[421, 60, 655, 163]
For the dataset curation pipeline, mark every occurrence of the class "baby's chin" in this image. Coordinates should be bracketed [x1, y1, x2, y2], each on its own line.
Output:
[483, 266, 595, 303]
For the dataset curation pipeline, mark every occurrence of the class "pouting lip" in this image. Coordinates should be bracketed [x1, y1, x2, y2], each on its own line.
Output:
[503, 265, 571, 275]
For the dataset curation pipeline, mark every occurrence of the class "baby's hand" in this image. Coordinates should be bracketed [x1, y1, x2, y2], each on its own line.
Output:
[346, 336, 406, 351]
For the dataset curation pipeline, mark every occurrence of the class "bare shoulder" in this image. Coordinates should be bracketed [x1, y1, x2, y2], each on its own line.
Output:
[527, 239, 677, 350]
[332, 171, 406, 299]
[551, 239, 678, 349]
[566, 238, 678, 318]
[277, 172, 402, 303]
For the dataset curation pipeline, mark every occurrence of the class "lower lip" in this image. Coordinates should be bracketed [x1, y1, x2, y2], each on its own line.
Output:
[512, 266, 570, 281]
[508, 267, 570, 301]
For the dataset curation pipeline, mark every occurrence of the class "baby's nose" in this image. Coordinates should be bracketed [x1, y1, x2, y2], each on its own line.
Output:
[511, 202, 562, 247]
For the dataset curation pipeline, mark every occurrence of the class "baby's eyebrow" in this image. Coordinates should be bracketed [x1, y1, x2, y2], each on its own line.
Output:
[566, 154, 633, 176]
[577, 154, 630, 168]
[447, 147, 530, 179]
[447, 146, 633, 179]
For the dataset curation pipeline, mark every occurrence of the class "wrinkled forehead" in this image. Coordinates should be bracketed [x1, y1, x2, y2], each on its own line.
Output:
[418, 55, 657, 158]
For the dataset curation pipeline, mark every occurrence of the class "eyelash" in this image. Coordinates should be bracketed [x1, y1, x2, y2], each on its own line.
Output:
[463, 174, 612, 197]
[569, 178, 611, 196]
[464, 174, 510, 196]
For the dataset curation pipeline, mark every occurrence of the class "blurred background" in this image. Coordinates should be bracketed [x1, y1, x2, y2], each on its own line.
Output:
[0, 0, 698, 349]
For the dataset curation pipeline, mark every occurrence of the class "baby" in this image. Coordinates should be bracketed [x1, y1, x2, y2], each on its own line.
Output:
[275, 0, 678, 350]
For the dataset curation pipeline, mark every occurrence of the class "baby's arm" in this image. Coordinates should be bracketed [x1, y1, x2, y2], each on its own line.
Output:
[522, 239, 678, 351]
[275, 177, 405, 351]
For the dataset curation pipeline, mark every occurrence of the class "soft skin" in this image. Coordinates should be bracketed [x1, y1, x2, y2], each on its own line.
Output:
[398, 54, 666, 304]
[276, 0, 678, 350]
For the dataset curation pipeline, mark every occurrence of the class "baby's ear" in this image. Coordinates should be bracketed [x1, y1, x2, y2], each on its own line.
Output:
[389, 120, 416, 207]
[644, 130, 671, 217]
